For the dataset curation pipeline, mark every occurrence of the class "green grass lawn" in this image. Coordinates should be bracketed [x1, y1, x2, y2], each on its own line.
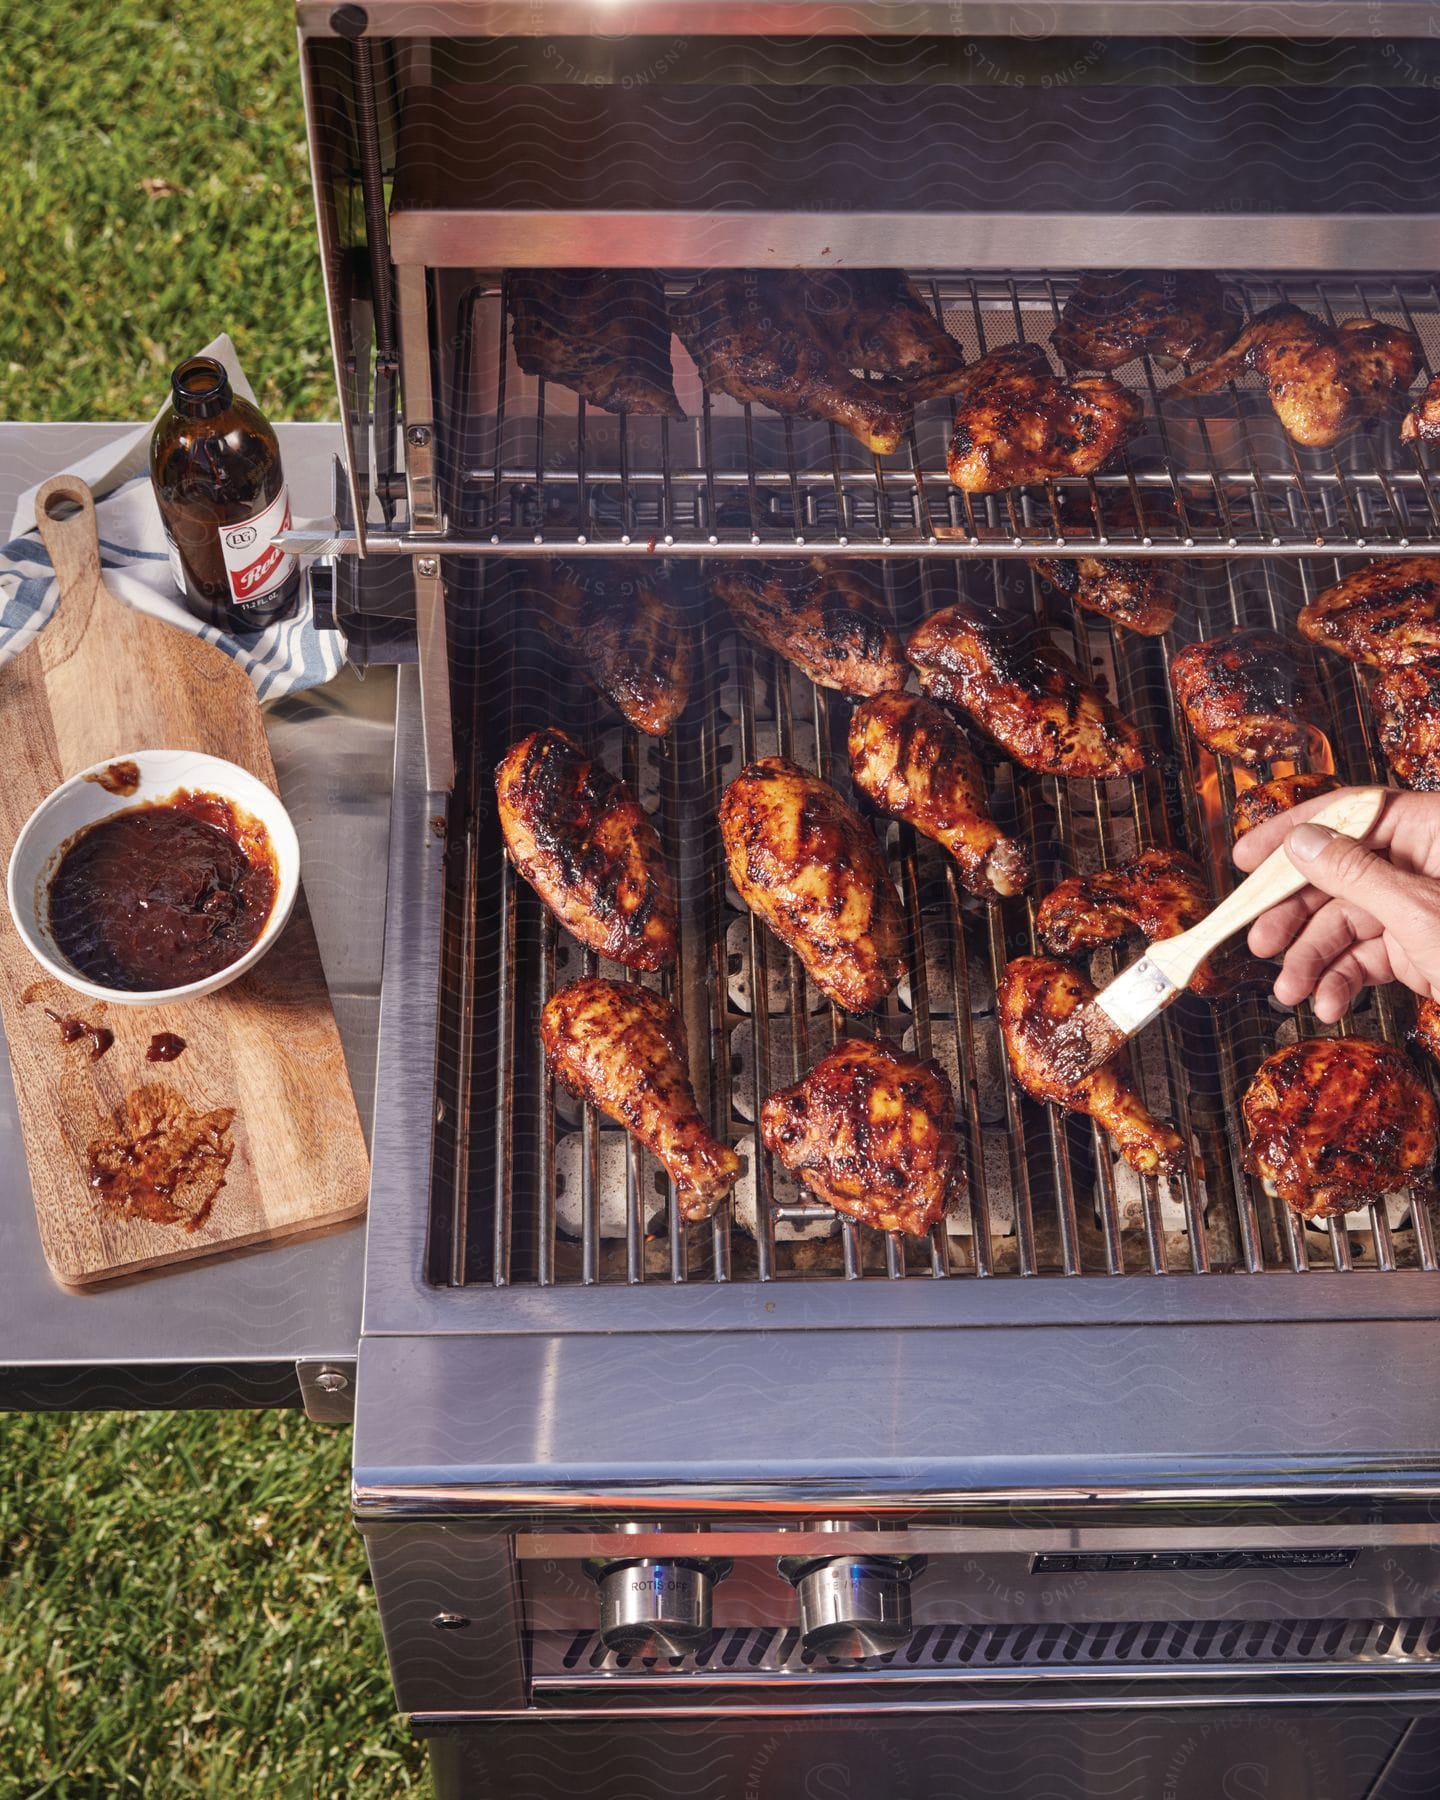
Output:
[0, 5, 428, 1793]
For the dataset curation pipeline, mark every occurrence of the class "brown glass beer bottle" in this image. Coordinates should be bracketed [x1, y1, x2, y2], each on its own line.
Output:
[149, 357, 302, 630]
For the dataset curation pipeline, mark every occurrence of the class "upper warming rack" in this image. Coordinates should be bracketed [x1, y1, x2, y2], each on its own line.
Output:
[433, 272, 1440, 560]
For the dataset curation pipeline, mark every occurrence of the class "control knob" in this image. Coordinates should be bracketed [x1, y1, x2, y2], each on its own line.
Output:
[778, 1553, 927, 1659]
[584, 1555, 732, 1658]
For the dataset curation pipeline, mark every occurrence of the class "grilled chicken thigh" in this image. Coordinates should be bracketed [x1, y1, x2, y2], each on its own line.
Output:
[760, 1037, 962, 1237]
[802, 269, 966, 394]
[1371, 659, 1440, 790]
[541, 977, 740, 1221]
[672, 271, 915, 455]
[709, 560, 906, 697]
[534, 563, 691, 735]
[508, 269, 683, 418]
[999, 956, 1186, 1176]
[1243, 1037, 1437, 1221]
[496, 728, 677, 970]
[1231, 771, 1340, 839]
[1297, 557, 1440, 667]
[1170, 628, 1322, 766]
[1173, 304, 1423, 449]
[847, 693, 1031, 898]
[945, 343, 1142, 493]
[720, 758, 906, 1013]
[906, 604, 1149, 779]
[1030, 551, 1179, 637]
[1035, 847, 1262, 1000]
[1413, 998, 1440, 1068]
[1401, 375, 1440, 446]
[1052, 271, 1238, 373]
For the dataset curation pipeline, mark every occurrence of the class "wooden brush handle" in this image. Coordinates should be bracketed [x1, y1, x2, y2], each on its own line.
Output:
[1147, 786, 1388, 990]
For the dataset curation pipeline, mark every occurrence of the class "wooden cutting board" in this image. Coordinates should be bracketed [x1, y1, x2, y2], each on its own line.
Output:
[0, 475, 369, 1285]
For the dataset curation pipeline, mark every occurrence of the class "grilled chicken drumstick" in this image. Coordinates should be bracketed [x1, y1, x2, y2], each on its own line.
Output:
[906, 603, 1149, 779]
[533, 563, 692, 735]
[720, 757, 906, 1013]
[1297, 557, 1440, 667]
[508, 269, 683, 418]
[802, 269, 967, 395]
[1232, 771, 1340, 840]
[542, 977, 740, 1221]
[1051, 271, 1238, 373]
[1036, 847, 1263, 999]
[999, 956, 1186, 1176]
[847, 693, 1031, 899]
[1170, 628, 1323, 766]
[761, 1038, 962, 1237]
[1243, 1037, 1437, 1222]
[1172, 304, 1423, 449]
[1371, 660, 1440, 791]
[709, 560, 906, 697]
[945, 342, 1142, 493]
[496, 728, 677, 970]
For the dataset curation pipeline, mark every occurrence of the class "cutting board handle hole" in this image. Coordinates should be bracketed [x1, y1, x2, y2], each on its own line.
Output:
[42, 489, 85, 523]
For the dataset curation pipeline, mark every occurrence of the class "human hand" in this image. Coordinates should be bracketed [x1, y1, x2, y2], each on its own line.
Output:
[1231, 786, 1440, 1022]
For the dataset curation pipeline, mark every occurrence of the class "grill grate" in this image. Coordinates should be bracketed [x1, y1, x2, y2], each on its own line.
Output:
[441, 271, 1440, 557]
[534, 1616, 1440, 1684]
[432, 534, 1440, 1288]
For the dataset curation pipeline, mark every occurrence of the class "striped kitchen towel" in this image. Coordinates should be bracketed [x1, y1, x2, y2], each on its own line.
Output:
[0, 336, 345, 701]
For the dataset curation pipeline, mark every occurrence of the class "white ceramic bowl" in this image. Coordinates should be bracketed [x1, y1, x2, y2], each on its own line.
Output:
[6, 749, 300, 1007]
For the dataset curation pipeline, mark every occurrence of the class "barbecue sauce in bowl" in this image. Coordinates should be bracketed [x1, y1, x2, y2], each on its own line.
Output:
[47, 792, 277, 993]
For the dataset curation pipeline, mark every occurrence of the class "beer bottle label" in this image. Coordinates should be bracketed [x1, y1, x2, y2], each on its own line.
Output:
[217, 484, 297, 609]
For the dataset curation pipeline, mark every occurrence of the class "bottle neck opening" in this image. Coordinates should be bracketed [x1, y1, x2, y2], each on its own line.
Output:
[171, 356, 232, 420]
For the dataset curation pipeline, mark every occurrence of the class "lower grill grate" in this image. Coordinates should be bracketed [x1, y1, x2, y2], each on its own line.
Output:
[431, 540, 1440, 1289]
[536, 1617, 1440, 1684]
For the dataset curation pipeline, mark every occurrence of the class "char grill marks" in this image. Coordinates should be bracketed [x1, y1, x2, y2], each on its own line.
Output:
[1298, 557, 1440, 668]
[720, 757, 906, 1015]
[532, 562, 692, 736]
[905, 602, 1149, 779]
[847, 692, 1030, 899]
[1231, 771, 1340, 840]
[761, 1037, 962, 1238]
[1030, 550, 1178, 638]
[1243, 1038, 1438, 1221]
[998, 956, 1186, 1177]
[495, 727, 677, 970]
[709, 559, 906, 697]
[507, 269, 683, 418]
[1051, 270, 1240, 373]
[944, 343, 1142, 493]
[542, 977, 740, 1221]
[1170, 627, 1322, 766]
[1173, 303, 1423, 449]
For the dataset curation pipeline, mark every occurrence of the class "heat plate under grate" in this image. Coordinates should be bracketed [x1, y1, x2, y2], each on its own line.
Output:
[431, 543, 1440, 1289]
[441, 271, 1440, 556]
[535, 1617, 1440, 1685]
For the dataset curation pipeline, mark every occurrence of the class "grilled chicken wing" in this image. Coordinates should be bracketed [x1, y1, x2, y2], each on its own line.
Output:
[1297, 557, 1440, 668]
[541, 977, 740, 1220]
[1052, 271, 1238, 374]
[906, 604, 1149, 779]
[709, 560, 906, 697]
[533, 563, 691, 735]
[1030, 552, 1179, 637]
[672, 271, 915, 455]
[508, 270, 683, 419]
[1173, 304, 1423, 449]
[1232, 771, 1340, 839]
[1170, 628, 1323, 766]
[1401, 375, 1440, 446]
[999, 956, 1185, 1176]
[1372, 659, 1440, 790]
[720, 757, 905, 1013]
[496, 728, 677, 969]
[760, 1037, 962, 1237]
[945, 343, 1142, 493]
[1243, 1037, 1437, 1221]
[1035, 847, 1262, 1000]
[847, 693, 1031, 898]
[802, 269, 966, 395]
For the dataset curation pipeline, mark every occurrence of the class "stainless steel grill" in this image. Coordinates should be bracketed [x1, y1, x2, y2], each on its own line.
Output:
[430, 528, 1440, 1291]
[428, 272, 1440, 559]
